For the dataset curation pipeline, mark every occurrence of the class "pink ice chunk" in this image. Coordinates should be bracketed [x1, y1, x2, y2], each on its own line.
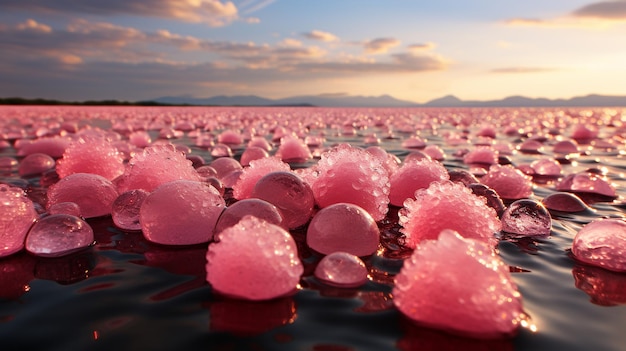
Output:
[314, 252, 368, 288]
[217, 130, 244, 145]
[553, 139, 579, 154]
[140, 180, 225, 245]
[423, 144, 445, 161]
[233, 157, 291, 200]
[571, 123, 598, 142]
[572, 218, 626, 272]
[402, 136, 426, 149]
[275, 136, 312, 163]
[0, 185, 38, 258]
[501, 199, 552, 236]
[251, 171, 315, 229]
[112, 189, 149, 231]
[47, 173, 119, 218]
[210, 144, 233, 158]
[206, 216, 303, 300]
[307, 203, 380, 257]
[517, 139, 544, 153]
[48, 202, 82, 217]
[541, 192, 589, 212]
[311, 144, 390, 221]
[116, 143, 201, 193]
[481, 164, 533, 200]
[393, 230, 525, 338]
[247, 137, 272, 151]
[209, 157, 243, 181]
[16, 137, 70, 158]
[56, 137, 125, 180]
[25, 214, 94, 258]
[365, 146, 400, 177]
[18, 153, 55, 177]
[476, 125, 496, 138]
[556, 172, 617, 198]
[530, 158, 562, 177]
[389, 158, 449, 207]
[462, 146, 498, 165]
[240, 146, 269, 166]
[214, 198, 285, 234]
[128, 130, 152, 148]
[399, 181, 501, 248]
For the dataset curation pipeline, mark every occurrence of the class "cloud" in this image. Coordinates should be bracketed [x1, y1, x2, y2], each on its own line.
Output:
[238, 0, 276, 15]
[490, 67, 557, 74]
[572, 0, 626, 19]
[0, 0, 239, 26]
[302, 30, 339, 42]
[407, 42, 435, 52]
[16, 19, 52, 33]
[505, 1, 626, 28]
[364, 38, 400, 54]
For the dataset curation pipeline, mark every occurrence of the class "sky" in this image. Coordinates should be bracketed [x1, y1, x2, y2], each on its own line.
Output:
[1, 0, 626, 103]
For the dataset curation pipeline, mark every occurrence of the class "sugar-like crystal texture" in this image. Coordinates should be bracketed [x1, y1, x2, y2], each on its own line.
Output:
[572, 218, 626, 272]
[542, 192, 589, 213]
[140, 180, 225, 245]
[56, 136, 125, 181]
[481, 164, 533, 200]
[314, 252, 368, 288]
[232, 157, 290, 200]
[400, 181, 501, 248]
[47, 173, 119, 218]
[311, 144, 390, 221]
[388, 158, 449, 207]
[393, 230, 525, 338]
[307, 203, 380, 257]
[206, 216, 303, 300]
[112, 189, 150, 231]
[214, 198, 285, 234]
[501, 199, 552, 236]
[0, 185, 38, 257]
[463, 146, 498, 165]
[25, 214, 94, 257]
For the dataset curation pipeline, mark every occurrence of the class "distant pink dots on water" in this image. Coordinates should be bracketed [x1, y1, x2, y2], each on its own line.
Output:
[517, 139, 544, 154]
[463, 146, 498, 165]
[206, 216, 303, 300]
[389, 158, 449, 207]
[251, 171, 315, 229]
[48, 202, 82, 217]
[481, 164, 533, 200]
[314, 252, 369, 288]
[240, 146, 269, 166]
[400, 181, 501, 248]
[47, 173, 119, 218]
[571, 123, 598, 143]
[232, 157, 290, 200]
[275, 136, 312, 163]
[541, 192, 589, 212]
[0, 185, 38, 258]
[112, 189, 149, 231]
[572, 218, 626, 272]
[501, 199, 552, 236]
[25, 214, 94, 258]
[214, 198, 285, 234]
[556, 172, 617, 199]
[477, 125, 497, 138]
[307, 203, 380, 257]
[140, 180, 225, 245]
[401, 136, 426, 149]
[18, 153, 55, 177]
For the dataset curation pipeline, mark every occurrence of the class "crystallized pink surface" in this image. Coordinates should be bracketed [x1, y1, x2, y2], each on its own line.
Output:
[556, 172, 617, 198]
[400, 181, 501, 248]
[463, 146, 498, 165]
[572, 218, 626, 272]
[501, 199, 552, 236]
[25, 214, 94, 257]
[214, 198, 285, 234]
[47, 173, 119, 218]
[140, 180, 225, 245]
[116, 144, 201, 193]
[388, 158, 449, 207]
[56, 137, 125, 180]
[307, 203, 379, 256]
[393, 230, 525, 337]
[0, 185, 38, 258]
[481, 164, 533, 200]
[275, 136, 312, 163]
[232, 157, 290, 200]
[314, 252, 368, 288]
[206, 216, 303, 300]
[311, 144, 390, 221]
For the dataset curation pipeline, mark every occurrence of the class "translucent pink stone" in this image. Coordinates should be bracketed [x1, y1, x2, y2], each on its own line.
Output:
[47, 173, 119, 218]
[481, 164, 533, 200]
[542, 192, 589, 212]
[240, 146, 269, 166]
[0, 185, 38, 257]
[517, 139, 544, 153]
[0, 156, 18, 172]
[209, 157, 243, 180]
[571, 123, 598, 142]
[25, 214, 94, 257]
[553, 140, 579, 154]
[393, 230, 525, 338]
[314, 252, 368, 288]
[307, 203, 380, 257]
[530, 158, 562, 177]
[423, 145, 445, 161]
[572, 218, 626, 272]
[462, 146, 498, 165]
[116, 144, 201, 193]
[206, 216, 303, 300]
[18, 153, 55, 177]
[448, 169, 479, 186]
[389, 158, 449, 207]
[196, 165, 218, 179]
[402, 136, 426, 149]
[311, 144, 390, 221]
[48, 202, 82, 217]
[16, 137, 70, 157]
[468, 183, 506, 217]
[400, 181, 501, 248]
[211, 144, 233, 158]
[233, 157, 291, 200]
[217, 130, 244, 145]
[477, 125, 496, 138]
[251, 171, 315, 229]
[140, 180, 225, 245]
[501, 199, 552, 236]
[214, 198, 285, 234]
[247, 137, 272, 151]
[128, 130, 152, 148]
[556, 172, 617, 198]
[275, 136, 312, 163]
[112, 189, 149, 231]
[56, 137, 125, 180]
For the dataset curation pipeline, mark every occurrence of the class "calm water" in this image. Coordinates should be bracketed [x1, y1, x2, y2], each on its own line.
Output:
[1, 106, 626, 351]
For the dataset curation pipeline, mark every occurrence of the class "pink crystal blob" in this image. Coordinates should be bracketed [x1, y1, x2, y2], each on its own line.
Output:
[232, 157, 290, 200]
[393, 230, 525, 338]
[388, 158, 449, 207]
[56, 137, 125, 181]
[25, 214, 94, 257]
[47, 173, 119, 218]
[501, 199, 552, 236]
[572, 219, 626, 272]
[314, 252, 368, 288]
[140, 180, 225, 245]
[0, 185, 38, 258]
[307, 203, 380, 257]
[213, 198, 285, 234]
[206, 216, 303, 300]
[112, 189, 150, 231]
[481, 164, 533, 200]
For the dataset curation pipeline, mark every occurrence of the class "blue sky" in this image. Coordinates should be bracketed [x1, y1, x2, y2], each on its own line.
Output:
[1, 0, 626, 102]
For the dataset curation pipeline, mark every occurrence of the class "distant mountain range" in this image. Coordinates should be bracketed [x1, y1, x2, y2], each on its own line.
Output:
[152, 93, 626, 107]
